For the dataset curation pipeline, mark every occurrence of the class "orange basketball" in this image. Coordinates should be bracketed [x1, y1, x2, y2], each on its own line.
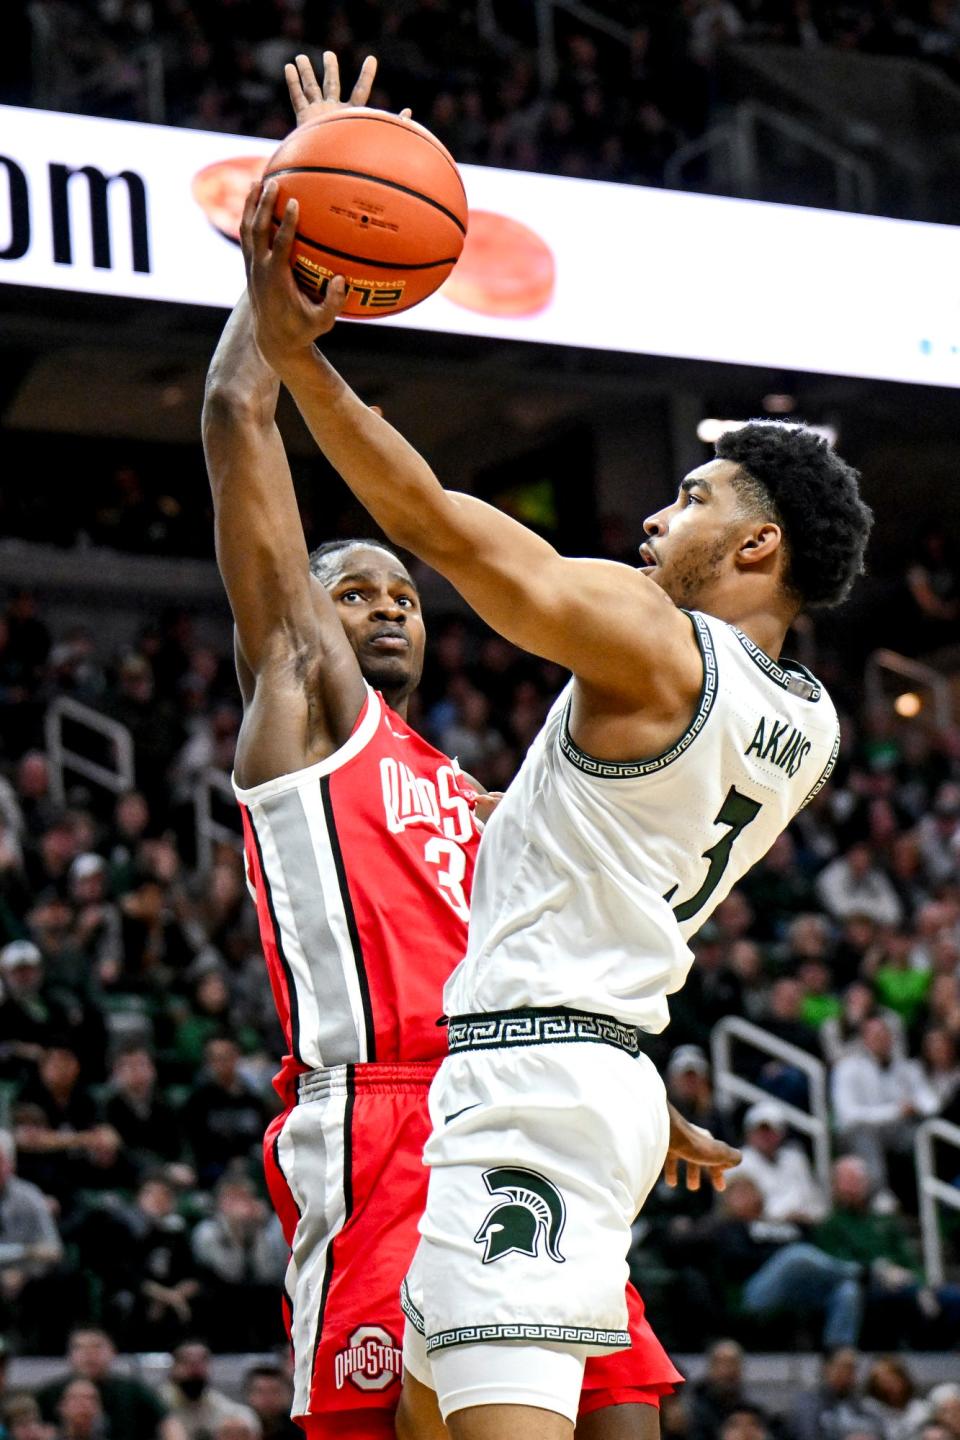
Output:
[263, 109, 468, 319]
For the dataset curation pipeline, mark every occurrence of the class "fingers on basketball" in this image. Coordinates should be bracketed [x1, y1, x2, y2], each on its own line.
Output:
[321, 50, 341, 102]
[350, 54, 378, 105]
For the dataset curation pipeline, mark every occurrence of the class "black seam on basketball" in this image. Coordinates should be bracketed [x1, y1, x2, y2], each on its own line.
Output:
[268, 111, 465, 188]
[265, 164, 466, 234]
[270, 217, 457, 271]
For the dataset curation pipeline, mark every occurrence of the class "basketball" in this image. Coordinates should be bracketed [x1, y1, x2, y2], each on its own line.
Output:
[262, 108, 468, 319]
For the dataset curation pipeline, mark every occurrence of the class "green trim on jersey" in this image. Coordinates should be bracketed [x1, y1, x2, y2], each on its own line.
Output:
[425, 1324, 631, 1353]
[559, 610, 717, 780]
[731, 627, 822, 702]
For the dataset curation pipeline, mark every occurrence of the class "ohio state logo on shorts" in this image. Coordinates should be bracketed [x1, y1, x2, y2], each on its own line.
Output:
[334, 1325, 403, 1392]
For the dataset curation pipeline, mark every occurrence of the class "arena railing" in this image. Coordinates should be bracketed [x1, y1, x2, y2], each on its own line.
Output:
[711, 1015, 832, 1192]
[915, 1117, 960, 1286]
[864, 649, 953, 728]
[666, 102, 875, 214]
[194, 766, 244, 873]
[45, 696, 135, 808]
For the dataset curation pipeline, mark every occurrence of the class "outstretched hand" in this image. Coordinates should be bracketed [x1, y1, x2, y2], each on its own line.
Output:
[239, 179, 348, 371]
[285, 50, 411, 127]
[664, 1104, 741, 1193]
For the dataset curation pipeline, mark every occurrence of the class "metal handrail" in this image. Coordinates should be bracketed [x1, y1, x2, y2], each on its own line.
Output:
[711, 1015, 832, 1192]
[734, 102, 876, 212]
[664, 121, 735, 191]
[533, 0, 632, 89]
[45, 696, 135, 807]
[195, 767, 243, 874]
[915, 1117, 960, 1286]
[864, 648, 953, 729]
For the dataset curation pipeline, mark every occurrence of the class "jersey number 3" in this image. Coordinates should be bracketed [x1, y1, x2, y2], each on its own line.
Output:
[667, 786, 763, 923]
[424, 836, 470, 922]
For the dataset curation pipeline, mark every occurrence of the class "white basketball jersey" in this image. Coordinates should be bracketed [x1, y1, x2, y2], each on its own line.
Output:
[444, 611, 839, 1033]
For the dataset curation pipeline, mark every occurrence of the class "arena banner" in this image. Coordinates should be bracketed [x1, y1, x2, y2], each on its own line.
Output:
[1, 103, 958, 387]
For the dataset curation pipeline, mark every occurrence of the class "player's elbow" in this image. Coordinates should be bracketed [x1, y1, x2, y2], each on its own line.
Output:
[202, 371, 264, 434]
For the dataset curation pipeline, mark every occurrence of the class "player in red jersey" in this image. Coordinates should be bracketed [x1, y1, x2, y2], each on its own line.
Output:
[204, 50, 738, 1440]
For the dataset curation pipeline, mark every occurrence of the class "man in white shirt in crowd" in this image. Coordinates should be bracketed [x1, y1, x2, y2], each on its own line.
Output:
[831, 1017, 938, 1198]
[815, 842, 903, 929]
[729, 1100, 828, 1225]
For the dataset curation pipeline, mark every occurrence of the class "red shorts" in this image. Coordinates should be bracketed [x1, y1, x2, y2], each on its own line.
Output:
[264, 1061, 681, 1436]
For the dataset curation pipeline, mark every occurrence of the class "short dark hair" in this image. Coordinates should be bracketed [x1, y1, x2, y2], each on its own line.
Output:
[715, 421, 873, 609]
[244, 1362, 288, 1387]
[308, 537, 408, 585]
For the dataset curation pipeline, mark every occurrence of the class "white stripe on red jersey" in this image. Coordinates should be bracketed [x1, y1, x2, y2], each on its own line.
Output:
[235, 684, 482, 1102]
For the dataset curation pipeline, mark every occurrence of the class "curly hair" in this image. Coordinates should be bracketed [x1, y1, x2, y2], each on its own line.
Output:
[715, 421, 873, 608]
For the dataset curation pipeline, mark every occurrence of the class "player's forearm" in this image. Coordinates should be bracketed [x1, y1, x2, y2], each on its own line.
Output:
[278, 344, 467, 562]
[203, 292, 280, 432]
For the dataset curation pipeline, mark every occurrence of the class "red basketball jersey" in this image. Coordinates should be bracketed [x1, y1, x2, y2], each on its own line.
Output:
[235, 684, 480, 1103]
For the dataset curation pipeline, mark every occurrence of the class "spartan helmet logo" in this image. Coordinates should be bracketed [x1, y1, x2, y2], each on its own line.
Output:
[474, 1167, 567, 1265]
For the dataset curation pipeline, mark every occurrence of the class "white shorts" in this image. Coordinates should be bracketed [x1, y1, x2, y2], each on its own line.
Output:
[401, 1037, 669, 1418]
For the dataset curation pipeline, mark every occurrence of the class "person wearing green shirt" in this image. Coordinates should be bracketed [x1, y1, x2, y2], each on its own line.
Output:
[814, 1157, 960, 1347]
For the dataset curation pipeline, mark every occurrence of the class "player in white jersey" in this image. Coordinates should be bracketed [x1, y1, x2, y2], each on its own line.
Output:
[241, 193, 873, 1440]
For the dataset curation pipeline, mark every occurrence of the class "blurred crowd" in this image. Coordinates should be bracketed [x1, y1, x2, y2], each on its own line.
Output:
[5, 1, 960, 187]
[0, 528, 959, 1382]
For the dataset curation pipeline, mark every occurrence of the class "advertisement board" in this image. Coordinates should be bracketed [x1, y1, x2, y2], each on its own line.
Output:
[1, 103, 958, 387]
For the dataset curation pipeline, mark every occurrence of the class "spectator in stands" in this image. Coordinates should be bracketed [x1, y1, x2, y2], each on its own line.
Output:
[2, 1393, 49, 1440]
[730, 1100, 828, 1224]
[867, 929, 933, 1028]
[755, 977, 819, 1108]
[107, 791, 151, 895]
[718, 1411, 774, 1440]
[68, 853, 121, 980]
[931, 1386, 960, 1438]
[215, 1418, 261, 1440]
[99, 1175, 201, 1351]
[715, 1177, 863, 1348]
[820, 980, 906, 1066]
[37, 1327, 186, 1440]
[182, 1036, 271, 1188]
[741, 832, 815, 940]
[103, 1044, 188, 1183]
[162, 1341, 258, 1440]
[666, 1044, 727, 1139]
[109, 655, 184, 812]
[0, 1126, 63, 1346]
[242, 1366, 298, 1440]
[797, 958, 843, 1032]
[917, 784, 960, 889]
[814, 1156, 960, 1348]
[191, 1176, 286, 1352]
[13, 752, 56, 836]
[816, 843, 904, 929]
[921, 1026, 960, 1111]
[683, 1340, 763, 1440]
[831, 1015, 938, 1200]
[861, 1357, 929, 1440]
[53, 1378, 107, 1440]
[787, 1347, 875, 1440]
[0, 941, 107, 1083]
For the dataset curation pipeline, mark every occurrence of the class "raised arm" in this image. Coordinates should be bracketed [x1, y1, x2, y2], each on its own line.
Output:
[202, 294, 365, 784]
[202, 291, 320, 672]
[240, 184, 701, 717]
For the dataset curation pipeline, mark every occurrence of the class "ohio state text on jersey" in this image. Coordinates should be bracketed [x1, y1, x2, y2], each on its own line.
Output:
[235, 684, 480, 1099]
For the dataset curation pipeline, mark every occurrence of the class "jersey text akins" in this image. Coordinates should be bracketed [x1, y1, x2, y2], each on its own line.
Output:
[744, 714, 812, 778]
